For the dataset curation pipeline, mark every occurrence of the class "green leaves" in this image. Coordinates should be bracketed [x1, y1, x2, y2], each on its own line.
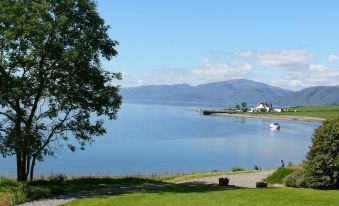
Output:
[304, 117, 339, 189]
[0, 0, 121, 180]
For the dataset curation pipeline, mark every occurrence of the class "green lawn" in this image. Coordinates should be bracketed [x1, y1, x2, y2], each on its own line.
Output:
[61, 185, 339, 206]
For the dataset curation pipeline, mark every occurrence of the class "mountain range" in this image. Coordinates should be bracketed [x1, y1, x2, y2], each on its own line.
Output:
[120, 79, 339, 106]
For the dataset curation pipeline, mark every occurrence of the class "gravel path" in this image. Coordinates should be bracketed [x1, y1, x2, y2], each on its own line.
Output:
[16, 170, 274, 206]
[180, 170, 274, 188]
[15, 183, 169, 206]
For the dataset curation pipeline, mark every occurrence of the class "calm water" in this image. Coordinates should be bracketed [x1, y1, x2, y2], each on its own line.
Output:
[0, 103, 320, 176]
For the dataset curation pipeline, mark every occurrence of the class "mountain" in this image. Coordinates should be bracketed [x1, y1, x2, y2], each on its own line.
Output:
[121, 79, 339, 106]
[276, 86, 339, 106]
[121, 79, 293, 106]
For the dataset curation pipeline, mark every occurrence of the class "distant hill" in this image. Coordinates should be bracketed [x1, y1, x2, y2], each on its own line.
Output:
[121, 79, 289, 106]
[276, 86, 339, 106]
[121, 79, 339, 106]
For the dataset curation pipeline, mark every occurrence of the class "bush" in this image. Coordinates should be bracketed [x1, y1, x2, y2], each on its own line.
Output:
[265, 167, 295, 184]
[11, 183, 29, 204]
[231, 167, 245, 172]
[47, 174, 67, 183]
[303, 117, 339, 189]
[284, 170, 307, 188]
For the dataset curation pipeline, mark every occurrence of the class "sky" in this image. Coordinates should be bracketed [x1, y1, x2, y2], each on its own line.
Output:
[97, 0, 339, 91]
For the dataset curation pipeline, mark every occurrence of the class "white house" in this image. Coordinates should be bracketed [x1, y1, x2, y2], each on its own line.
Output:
[274, 108, 283, 112]
[250, 102, 273, 112]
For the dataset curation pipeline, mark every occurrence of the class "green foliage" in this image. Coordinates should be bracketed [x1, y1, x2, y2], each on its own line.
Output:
[231, 167, 245, 172]
[264, 167, 295, 184]
[11, 183, 29, 204]
[303, 117, 339, 189]
[284, 170, 308, 188]
[0, 0, 121, 181]
[241, 102, 248, 112]
[259, 108, 267, 112]
[235, 104, 240, 110]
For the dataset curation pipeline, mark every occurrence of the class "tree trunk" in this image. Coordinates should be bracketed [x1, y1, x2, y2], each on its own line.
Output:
[16, 151, 27, 181]
[29, 156, 36, 181]
[25, 156, 31, 180]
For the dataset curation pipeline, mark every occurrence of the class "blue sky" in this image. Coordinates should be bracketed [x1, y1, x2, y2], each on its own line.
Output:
[97, 0, 339, 90]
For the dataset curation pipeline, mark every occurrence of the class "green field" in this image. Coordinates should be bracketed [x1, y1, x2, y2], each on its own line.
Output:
[263, 105, 339, 119]
[61, 185, 339, 206]
[211, 105, 339, 119]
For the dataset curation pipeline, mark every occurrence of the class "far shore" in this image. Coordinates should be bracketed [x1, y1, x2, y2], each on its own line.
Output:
[209, 113, 325, 123]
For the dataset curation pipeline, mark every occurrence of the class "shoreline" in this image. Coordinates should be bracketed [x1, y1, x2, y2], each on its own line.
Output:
[209, 113, 324, 123]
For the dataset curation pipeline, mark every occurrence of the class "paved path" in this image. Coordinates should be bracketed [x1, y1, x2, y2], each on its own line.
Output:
[180, 170, 274, 188]
[16, 170, 274, 206]
[15, 183, 169, 206]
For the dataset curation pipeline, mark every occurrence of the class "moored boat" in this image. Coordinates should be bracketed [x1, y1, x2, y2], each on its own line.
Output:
[269, 123, 280, 129]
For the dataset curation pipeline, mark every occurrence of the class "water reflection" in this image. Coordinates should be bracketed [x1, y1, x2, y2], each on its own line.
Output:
[0, 103, 320, 176]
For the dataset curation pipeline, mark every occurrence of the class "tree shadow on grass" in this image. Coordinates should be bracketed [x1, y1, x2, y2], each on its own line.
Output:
[52, 182, 277, 201]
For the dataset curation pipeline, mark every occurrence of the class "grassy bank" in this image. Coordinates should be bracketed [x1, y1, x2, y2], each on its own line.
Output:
[0, 170, 255, 205]
[0, 176, 162, 205]
[264, 167, 297, 184]
[61, 185, 339, 206]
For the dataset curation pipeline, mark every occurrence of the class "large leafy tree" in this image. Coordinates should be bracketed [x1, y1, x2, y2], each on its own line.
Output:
[304, 117, 339, 189]
[0, 0, 121, 181]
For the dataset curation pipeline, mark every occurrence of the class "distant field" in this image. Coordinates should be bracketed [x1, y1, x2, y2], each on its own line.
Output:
[265, 105, 339, 119]
[209, 105, 339, 119]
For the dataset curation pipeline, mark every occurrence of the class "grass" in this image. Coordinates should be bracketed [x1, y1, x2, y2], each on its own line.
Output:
[212, 105, 339, 119]
[258, 105, 339, 119]
[0, 176, 162, 205]
[0, 170, 256, 204]
[61, 185, 339, 206]
[264, 167, 296, 184]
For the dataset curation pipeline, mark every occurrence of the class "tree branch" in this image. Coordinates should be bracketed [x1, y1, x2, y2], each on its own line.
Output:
[34, 109, 72, 156]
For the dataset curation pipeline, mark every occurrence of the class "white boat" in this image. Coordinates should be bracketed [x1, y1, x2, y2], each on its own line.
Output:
[269, 123, 280, 129]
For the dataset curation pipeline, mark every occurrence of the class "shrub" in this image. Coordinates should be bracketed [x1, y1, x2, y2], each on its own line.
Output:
[11, 183, 29, 204]
[284, 170, 307, 188]
[47, 174, 67, 183]
[265, 167, 295, 184]
[254, 165, 261, 170]
[231, 167, 245, 172]
[303, 117, 339, 189]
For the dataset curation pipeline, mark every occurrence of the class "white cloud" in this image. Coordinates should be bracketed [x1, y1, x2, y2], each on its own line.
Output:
[308, 64, 328, 72]
[135, 59, 252, 86]
[328, 54, 339, 62]
[270, 64, 339, 90]
[190, 59, 252, 81]
[131, 49, 339, 90]
[238, 49, 313, 68]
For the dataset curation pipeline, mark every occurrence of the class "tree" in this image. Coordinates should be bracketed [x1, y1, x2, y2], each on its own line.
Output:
[241, 102, 247, 112]
[303, 117, 339, 189]
[235, 104, 240, 110]
[0, 0, 121, 181]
